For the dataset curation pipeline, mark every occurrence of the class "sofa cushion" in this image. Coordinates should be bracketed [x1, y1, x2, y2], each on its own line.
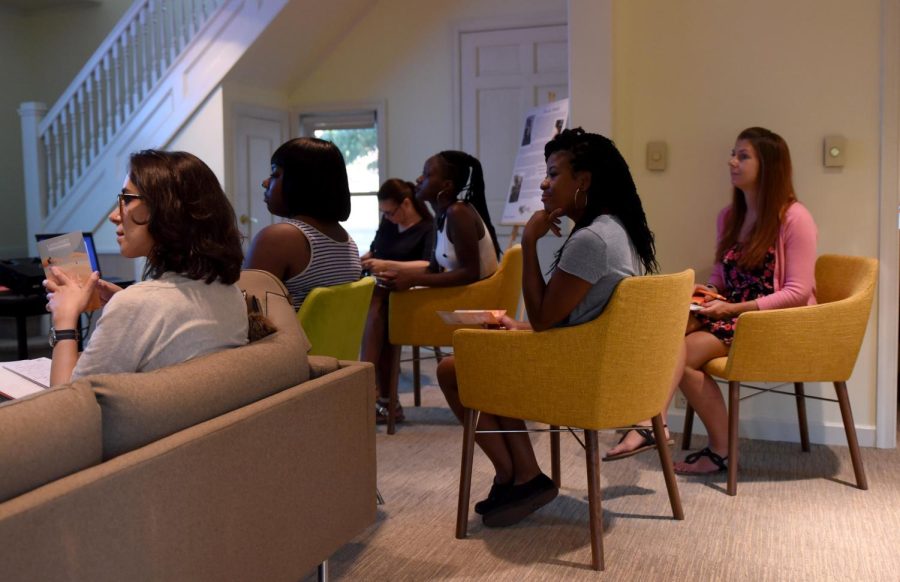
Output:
[91, 322, 309, 459]
[0, 381, 102, 502]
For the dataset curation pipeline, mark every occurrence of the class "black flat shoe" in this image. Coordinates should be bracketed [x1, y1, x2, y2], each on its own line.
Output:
[482, 473, 558, 527]
[474, 479, 514, 515]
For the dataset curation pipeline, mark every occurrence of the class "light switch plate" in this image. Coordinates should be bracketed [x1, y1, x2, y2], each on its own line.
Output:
[646, 141, 667, 171]
[824, 135, 846, 167]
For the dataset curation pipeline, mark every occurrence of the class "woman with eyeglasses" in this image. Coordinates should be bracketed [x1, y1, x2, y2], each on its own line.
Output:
[360, 178, 434, 423]
[44, 150, 249, 386]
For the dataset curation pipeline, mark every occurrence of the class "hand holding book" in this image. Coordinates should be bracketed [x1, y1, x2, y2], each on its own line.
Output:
[44, 267, 101, 328]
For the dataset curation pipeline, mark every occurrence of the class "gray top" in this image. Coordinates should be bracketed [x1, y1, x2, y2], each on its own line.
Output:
[555, 214, 641, 327]
[72, 272, 249, 380]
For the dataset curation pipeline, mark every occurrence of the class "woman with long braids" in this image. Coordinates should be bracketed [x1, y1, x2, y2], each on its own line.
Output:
[374, 150, 501, 422]
[437, 128, 658, 527]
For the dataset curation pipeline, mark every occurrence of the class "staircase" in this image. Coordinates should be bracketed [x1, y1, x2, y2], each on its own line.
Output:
[19, 0, 288, 254]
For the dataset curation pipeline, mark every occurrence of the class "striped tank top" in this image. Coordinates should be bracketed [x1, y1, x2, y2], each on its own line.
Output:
[282, 218, 361, 309]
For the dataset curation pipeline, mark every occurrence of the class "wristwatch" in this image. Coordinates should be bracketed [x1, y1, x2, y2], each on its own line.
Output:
[49, 328, 80, 348]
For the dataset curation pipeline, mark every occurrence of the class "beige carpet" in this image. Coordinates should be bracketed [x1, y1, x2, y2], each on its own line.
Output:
[310, 367, 900, 581]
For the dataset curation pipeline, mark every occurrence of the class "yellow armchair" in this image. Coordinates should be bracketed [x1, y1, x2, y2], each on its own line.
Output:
[384, 245, 523, 434]
[297, 277, 376, 361]
[682, 254, 878, 496]
[453, 269, 694, 571]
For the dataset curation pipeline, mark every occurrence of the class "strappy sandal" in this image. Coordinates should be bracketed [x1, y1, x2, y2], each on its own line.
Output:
[604, 426, 674, 462]
[674, 447, 728, 475]
[375, 399, 404, 425]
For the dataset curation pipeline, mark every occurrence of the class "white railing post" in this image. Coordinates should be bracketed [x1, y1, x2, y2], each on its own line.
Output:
[19, 102, 48, 255]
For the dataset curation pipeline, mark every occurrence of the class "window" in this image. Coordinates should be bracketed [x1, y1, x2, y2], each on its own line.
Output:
[299, 109, 384, 254]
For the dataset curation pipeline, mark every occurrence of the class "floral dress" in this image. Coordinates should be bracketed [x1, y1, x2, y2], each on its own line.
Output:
[695, 244, 775, 345]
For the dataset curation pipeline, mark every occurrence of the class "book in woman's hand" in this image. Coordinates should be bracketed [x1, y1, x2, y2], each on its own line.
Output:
[37, 232, 102, 312]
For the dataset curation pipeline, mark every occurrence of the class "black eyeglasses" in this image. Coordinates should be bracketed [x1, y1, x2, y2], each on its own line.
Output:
[117, 193, 144, 215]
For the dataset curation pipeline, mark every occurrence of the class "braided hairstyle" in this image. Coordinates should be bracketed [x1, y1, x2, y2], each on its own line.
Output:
[434, 150, 501, 259]
[545, 128, 658, 274]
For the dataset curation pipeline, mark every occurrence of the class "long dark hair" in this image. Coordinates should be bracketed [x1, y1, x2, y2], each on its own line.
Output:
[545, 128, 658, 274]
[378, 178, 432, 220]
[717, 126, 796, 269]
[434, 150, 501, 259]
[271, 137, 351, 221]
[128, 150, 243, 284]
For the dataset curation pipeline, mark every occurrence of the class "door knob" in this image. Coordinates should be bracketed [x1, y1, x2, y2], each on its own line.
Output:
[239, 214, 258, 225]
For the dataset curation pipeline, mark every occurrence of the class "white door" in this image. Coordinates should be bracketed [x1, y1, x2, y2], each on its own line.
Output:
[233, 106, 290, 248]
[460, 24, 568, 248]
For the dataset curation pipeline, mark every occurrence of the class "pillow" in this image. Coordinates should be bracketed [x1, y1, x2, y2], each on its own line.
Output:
[0, 381, 102, 502]
[91, 323, 309, 459]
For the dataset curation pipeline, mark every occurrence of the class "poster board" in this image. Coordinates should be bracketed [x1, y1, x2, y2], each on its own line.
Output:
[500, 98, 570, 226]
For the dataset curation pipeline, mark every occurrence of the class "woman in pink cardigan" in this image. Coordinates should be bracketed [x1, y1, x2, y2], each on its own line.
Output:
[605, 127, 817, 473]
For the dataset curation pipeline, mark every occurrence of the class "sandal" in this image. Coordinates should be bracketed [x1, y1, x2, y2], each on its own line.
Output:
[674, 447, 728, 475]
[604, 426, 674, 462]
[375, 399, 404, 425]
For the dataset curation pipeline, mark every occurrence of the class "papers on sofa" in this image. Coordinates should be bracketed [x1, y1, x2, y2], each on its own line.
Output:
[37, 232, 101, 312]
[437, 310, 506, 326]
[0, 358, 51, 399]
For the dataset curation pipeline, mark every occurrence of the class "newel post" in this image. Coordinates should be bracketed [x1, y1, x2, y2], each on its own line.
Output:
[18, 101, 47, 255]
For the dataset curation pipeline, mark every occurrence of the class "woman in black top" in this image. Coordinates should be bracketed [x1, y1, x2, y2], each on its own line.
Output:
[361, 179, 434, 422]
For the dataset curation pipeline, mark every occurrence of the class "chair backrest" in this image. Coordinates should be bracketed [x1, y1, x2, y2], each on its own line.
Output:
[723, 254, 878, 382]
[297, 277, 376, 360]
[388, 244, 523, 347]
[454, 270, 694, 429]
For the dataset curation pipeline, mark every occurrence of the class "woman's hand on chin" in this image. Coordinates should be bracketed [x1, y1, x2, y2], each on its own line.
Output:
[523, 208, 563, 244]
[44, 267, 99, 328]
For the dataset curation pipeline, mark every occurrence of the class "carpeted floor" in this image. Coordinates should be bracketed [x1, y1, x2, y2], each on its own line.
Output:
[308, 362, 900, 581]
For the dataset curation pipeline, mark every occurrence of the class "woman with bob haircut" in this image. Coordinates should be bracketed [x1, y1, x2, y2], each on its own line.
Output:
[437, 128, 658, 527]
[245, 137, 361, 309]
[360, 178, 434, 422]
[606, 127, 818, 474]
[45, 150, 249, 386]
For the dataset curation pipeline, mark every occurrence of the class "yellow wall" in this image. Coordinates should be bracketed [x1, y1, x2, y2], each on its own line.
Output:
[607, 0, 882, 435]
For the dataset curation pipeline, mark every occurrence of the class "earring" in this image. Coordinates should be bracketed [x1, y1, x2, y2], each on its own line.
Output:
[575, 187, 586, 209]
[436, 188, 448, 203]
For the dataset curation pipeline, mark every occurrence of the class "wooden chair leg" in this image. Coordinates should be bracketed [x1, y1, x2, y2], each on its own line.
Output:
[834, 381, 868, 490]
[456, 408, 477, 538]
[550, 426, 561, 488]
[412, 346, 421, 407]
[681, 403, 695, 450]
[652, 414, 684, 520]
[387, 344, 401, 435]
[794, 382, 810, 452]
[584, 430, 605, 571]
[727, 381, 740, 496]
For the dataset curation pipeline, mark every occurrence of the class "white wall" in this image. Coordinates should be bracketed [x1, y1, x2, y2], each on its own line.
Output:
[286, 0, 566, 183]
[570, 0, 884, 444]
[0, 1, 132, 257]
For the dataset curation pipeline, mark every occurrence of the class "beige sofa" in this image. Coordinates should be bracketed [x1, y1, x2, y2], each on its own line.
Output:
[0, 270, 376, 582]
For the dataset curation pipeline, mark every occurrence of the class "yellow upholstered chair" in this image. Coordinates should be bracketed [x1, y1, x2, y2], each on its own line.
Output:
[681, 254, 878, 496]
[453, 270, 693, 571]
[385, 245, 523, 434]
[297, 277, 376, 360]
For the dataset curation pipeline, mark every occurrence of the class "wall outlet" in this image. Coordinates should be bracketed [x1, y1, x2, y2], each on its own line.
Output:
[674, 394, 688, 409]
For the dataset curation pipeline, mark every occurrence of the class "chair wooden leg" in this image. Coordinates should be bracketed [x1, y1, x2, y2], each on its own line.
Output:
[584, 430, 605, 571]
[681, 403, 695, 450]
[387, 344, 401, 435]
[412, 346, 421, 407]
[550, 426, 561, 488]
[727, 381, 740, 496]
[834, 381, 868, 490]
[652, 414, 684, 520]
[794, 382, 811, 452]
[456, 408, 477, 539]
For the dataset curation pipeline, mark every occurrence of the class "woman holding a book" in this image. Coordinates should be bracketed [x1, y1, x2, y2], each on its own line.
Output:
[44, 150, 249, 386]
[436, 128, 658, 527]
[372, 150, 501, 423]
[605, 127, 818, 474]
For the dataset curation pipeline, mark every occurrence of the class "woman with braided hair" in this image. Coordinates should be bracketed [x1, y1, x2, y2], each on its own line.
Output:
[437, 128, 658, 527]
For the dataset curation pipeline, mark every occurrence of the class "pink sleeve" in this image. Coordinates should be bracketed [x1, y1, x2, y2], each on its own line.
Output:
[707, 207, 730, 290]
[755, 203, 817, 311]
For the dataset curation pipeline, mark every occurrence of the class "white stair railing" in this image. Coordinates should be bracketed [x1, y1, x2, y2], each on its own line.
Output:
[31, 0, 225, 219]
